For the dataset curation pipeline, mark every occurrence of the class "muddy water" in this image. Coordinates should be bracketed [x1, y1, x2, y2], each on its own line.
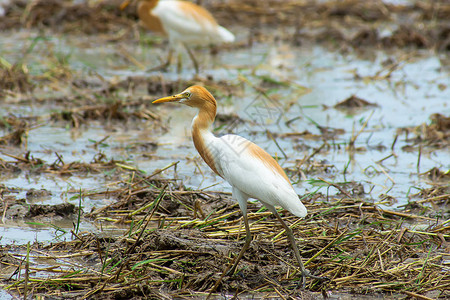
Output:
[149, 46, 449, 200]
[1, 30, 449, 248]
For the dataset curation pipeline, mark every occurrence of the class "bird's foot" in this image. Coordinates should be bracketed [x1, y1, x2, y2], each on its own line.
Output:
[297, 269, 330, 289]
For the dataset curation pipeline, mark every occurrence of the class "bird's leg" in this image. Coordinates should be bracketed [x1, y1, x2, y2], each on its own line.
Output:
[148, 49, 172, 72]
[183, 43, 200, 74]
[227, 188, 251, 276]
[176, 51, 183, 74]
[268, 206, 329, 288]
[227, 212, 251, 276]
[165, 48, 173, 69]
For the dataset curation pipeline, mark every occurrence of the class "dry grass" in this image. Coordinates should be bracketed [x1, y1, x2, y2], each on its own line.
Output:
[0, 168, 448, 299]
[0, 0, 449, 50]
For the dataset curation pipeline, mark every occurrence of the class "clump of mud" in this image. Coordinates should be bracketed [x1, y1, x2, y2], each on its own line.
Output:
[26, 188, 52, 200]
[334, 95, 378, 109]
[25, 203, 76, 218]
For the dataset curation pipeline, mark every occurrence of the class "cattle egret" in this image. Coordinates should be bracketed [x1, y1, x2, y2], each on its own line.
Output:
[153, 86, 326, 286]
[122, 0, 235, 73]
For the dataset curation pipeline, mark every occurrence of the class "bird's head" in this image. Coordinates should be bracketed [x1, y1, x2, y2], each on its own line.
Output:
[152, 85, 217, 110]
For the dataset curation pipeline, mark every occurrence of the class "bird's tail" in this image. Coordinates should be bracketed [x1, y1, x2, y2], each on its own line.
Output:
[217, 26, 235, 43]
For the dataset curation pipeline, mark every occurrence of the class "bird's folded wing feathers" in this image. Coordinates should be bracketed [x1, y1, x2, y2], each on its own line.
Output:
[212, 135, 307, 218]
[154, 2, 227, 44]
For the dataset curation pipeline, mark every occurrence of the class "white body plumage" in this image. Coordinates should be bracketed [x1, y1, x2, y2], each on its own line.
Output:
[153, 0, 235, 46]
[200, 130, 307, 218]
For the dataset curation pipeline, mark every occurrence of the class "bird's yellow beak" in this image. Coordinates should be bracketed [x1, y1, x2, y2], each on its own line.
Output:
[152, 93, 185, 104]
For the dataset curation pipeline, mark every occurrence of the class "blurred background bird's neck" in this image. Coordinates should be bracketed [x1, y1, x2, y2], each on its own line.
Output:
[137, 0, 166, 35]
[138, 0, 158, 9]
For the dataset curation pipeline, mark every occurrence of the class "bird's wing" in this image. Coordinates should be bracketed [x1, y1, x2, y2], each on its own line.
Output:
[153, 1, 227, 44]
[211, 134, 307, 218]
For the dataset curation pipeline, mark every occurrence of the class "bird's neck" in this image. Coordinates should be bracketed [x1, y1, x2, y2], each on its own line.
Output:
[139, 0, 158, 10]
[192, 103, 216, 132]
[191, 104, 222, 177]
[138, 0, 166, 35]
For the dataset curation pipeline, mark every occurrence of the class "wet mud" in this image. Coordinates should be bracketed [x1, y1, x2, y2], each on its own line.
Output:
[1, 176, 449, 299]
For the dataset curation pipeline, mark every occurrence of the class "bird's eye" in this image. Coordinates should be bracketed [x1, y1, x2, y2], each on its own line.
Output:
[184, 92, 191, 98]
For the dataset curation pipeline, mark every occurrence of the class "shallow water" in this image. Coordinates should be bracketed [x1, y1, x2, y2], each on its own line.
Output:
[1, 29, 449, 247]
[149, 45, 449, 201]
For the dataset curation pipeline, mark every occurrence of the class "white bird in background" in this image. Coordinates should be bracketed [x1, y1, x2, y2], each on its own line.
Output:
[153, 86, 327, 285]
[121, 0, 235, 73]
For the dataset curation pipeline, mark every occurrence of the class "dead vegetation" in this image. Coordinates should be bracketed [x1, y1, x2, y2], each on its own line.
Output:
[0, 0, 132, 34]
[422, 167, 450, 183]
[0, 116, 30, 147]
[0, 172, 448, 299]
[0, 150, 131, 177]
[400, 113, 450, 149]
[0, 63, 34, 97]
[213, 0, 450, 51]
[50, 101, 161, 129]
[0, 0, 449, 50]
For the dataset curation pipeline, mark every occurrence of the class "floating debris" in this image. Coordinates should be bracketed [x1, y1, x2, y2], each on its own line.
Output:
[334, 95, 378, 109]
[400, 113, 450, 148]
[422, 167, 450, 182]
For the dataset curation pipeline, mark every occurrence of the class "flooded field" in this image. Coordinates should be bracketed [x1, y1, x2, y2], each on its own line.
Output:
[0, 0, 449, 299]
